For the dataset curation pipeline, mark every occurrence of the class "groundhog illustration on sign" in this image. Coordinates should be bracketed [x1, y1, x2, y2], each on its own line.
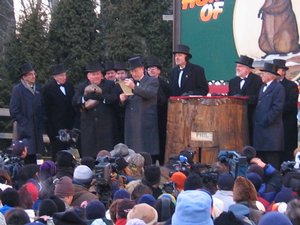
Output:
[258, 0, 300, 57]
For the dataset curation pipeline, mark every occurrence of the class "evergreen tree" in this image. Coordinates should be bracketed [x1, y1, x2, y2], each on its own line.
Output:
[99, 0, 172, 71]
[4, 3, 50, 84]
[48, 0, 102, 82]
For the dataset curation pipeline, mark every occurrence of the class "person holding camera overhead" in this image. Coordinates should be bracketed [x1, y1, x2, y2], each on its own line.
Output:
[72, 61, 119, 158]
[167, 44, 209, 97]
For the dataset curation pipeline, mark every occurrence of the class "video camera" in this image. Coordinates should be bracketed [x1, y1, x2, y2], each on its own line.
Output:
[218, 150, 247, 178]
[169, 155, 191, 177]
[281, 161, 297, 174]
[57, 128, 80, 144]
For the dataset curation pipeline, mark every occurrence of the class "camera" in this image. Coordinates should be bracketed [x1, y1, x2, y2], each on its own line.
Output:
[281, 161, 297, 174]
[57, 128, 80, 144]
[169, 154, 191, 177]
[218, 150, 247, 178]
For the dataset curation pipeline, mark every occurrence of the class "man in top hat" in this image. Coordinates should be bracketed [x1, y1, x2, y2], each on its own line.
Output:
[9, 62, 44, 164]
[115, 61, 129, 81]
[146, 56, 169, 164]
[104, 60, 117, 82]
[228, 55, 263, 144]
[41, 63, 75, 160]
[168, 44, 208, 96]
[72, 61, 119, 157]
[253, 62, 285, 168]
[120, 56, 159, 158]
[273, 59, 299, 162]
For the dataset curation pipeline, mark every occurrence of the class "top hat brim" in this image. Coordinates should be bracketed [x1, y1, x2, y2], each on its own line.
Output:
[235, 61, 254, 69]
[277, 66, 289, 71]
[172, 51, 192, 59]
[52, 70, 67, 76]
[260, 69, 280, 76]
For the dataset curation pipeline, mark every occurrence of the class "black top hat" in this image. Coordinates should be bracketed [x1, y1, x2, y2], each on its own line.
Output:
[114, 61, 128, 71]
[51, 63, 67, 75]
[146, 56, 162, 70]
[260, 62, 280, 76]
[128, 56, 144, 70]
[85, 61, 103, 73]
[235, 55, 254, 69]
[19, 62, 35, 77]
[173, 44, 192, 58]
[273, 59, 288, 70]
[104, 60, 116, 73]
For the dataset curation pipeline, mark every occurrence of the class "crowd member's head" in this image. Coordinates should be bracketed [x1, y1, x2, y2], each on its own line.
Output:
[53, 208, 87, 225]
[125, 153, 145, 179]
[56, 151, 76, 169]
[259, 62, 280, 84]
[73, 165, 94, 187]
[115, 61, 129, 81]
[242, 145, 256, 163]
[49, 195, 66, 212]
[81, 157, 96, 171]
[38, 198, 58, 217]
[214, 211, 243, 225]
[1, 188, 20, 207]
[233, 176, 257, 203]
[146, 56, 162, 78]
[128, 56, 145, 81]
[137, 194, 156, 207]
[142, 165, 161, 187]
[0, 168, 12, 187]
[113, 189, 131, 201]
[11, 139, 28, 158]
[172, 190, 213, 225]
[39, 160, 56, 181]
[19, 62, 36, 86]
[273, 59, 289, 79]
[54, 176, 75, 206]
[104, 60, 117, 81]
[139, 152, 153, 168]
[154, 197, 175, 222]
[127, 203, 158, 225]
[18, 184, 35, 209]
[5, 208, 30, 225]
[170, 171, 187, 192]
[184, 172, 203, 190]
[131, 184, 153, 202]
[85, 200, 106, 220]
[85, 61, 104, 86]
[286, 199, 300, 225]
[116, 199, 135, 220]
[258, 212, 293, 225]
[217, 173, 235, 191]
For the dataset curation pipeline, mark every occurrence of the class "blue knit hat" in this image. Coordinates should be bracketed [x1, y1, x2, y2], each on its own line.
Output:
[85, 200, 106, 220]
[258, 212, 292, 225]
[172, 190, 213, 225]
[137, 194, 156, 207]
[113, 189, 131, 200]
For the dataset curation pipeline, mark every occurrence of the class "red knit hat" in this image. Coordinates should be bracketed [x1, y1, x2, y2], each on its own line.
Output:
[170, 172, 187, 191]
[24, 182, 39, 202]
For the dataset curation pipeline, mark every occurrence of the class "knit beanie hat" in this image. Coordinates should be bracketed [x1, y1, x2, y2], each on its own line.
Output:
[127, 203, 158, 225]
[113, 189, 131, 200]
[246, 172, 263, 191]
[247, 164, 264, 179]
[24, 182, 39, 202]
[117, 199, 136, 219]
[143, 165, 161, 185]
[128, 154, 145, 169]
[274, 187, 296, 203]
[139, 152, 153, 168]
[81, 156, 96, 171]
[170, 172, 187, 191]
[258, 212, 293, 225]
[85, 200, 106, 220]
[73, 165, 93, 185]
[233, 176, 257, 202]
[11, 139, 28, 156]
[137, 194, 156, 207]
[172, 190, 213, 225]
[217, 172, 235, 191]
[55, 176, 75, 197]
[39, 160, 56, 178]
[38, 199, 58, 217]
[241, 146, 256, 163]
[53, 209, 87, 225]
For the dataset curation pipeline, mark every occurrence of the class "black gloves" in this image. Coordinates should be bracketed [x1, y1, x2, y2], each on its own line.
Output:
[84, 92, 102, 101]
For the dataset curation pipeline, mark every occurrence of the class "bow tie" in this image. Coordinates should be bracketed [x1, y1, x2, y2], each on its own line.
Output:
[134, 80, 140, 85]
[58, 83, 65, 87]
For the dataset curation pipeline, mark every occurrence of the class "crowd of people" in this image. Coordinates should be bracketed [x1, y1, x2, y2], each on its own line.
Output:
[2, 43, 299, 224]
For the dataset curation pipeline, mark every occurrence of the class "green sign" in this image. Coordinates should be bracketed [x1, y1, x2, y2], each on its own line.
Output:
[178, 0, 237, 81]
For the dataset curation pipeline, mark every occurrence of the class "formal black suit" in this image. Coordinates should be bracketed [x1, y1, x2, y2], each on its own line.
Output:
[168, 62, 208, 96]
[253, 80, 285, 168]
[280, 77, 299, 161]
[228, 73, 263, 144]
[42, 79, 75, 159]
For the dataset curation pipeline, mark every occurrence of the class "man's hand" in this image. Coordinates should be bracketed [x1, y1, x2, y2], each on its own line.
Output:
[124, 78, 135, 90]
[250, 157, 266, 168]
[120, 93, 128, 103]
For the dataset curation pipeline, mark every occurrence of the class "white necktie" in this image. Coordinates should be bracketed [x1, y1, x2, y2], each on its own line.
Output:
[60, 86, 66, 95]
[178, 70, 183, 88]
[263, 85, 267, 92]
[240, 79, 245, 89]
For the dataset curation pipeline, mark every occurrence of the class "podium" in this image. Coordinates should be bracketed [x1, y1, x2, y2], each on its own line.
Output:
[165, 96, 249, 164]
